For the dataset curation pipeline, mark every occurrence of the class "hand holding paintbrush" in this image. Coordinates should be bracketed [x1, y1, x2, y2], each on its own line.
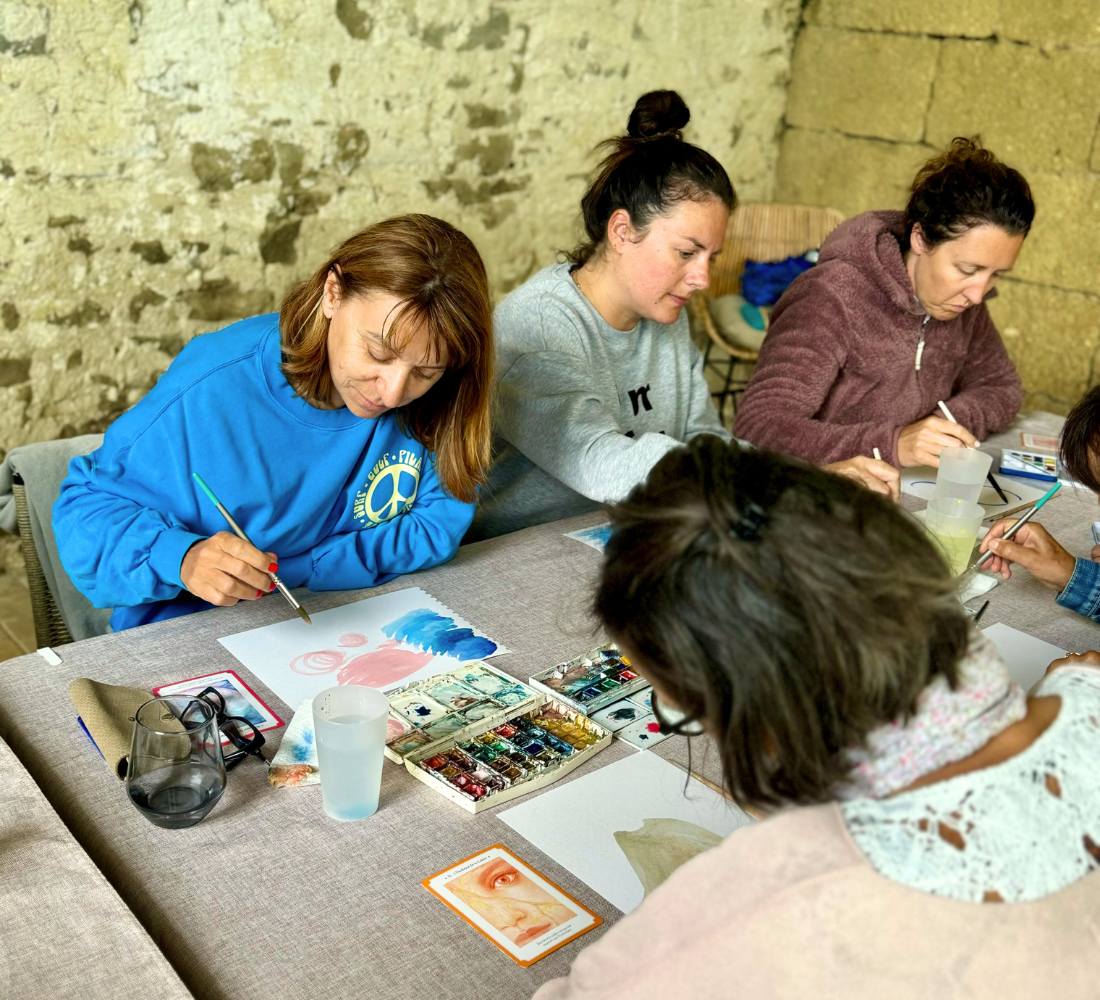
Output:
[186, 472, 312, 624]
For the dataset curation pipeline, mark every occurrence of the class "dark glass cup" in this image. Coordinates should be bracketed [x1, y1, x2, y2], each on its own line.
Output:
[127, 696, 227, 829]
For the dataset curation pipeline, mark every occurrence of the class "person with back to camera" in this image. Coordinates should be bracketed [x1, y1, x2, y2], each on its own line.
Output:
[980, 385, 1100, 623]
[54, 215, 493, 631]
[468, 90, 897, 541]
[535, 435, 1100, 1000]
[734, 137, 1031, 467]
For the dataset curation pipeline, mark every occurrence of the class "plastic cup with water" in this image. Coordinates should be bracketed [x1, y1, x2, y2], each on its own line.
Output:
[934, 446, 993, 506]
[924, 497, 985, 576]
[314, 685, 388, 821]
[127, 696, 227, 829]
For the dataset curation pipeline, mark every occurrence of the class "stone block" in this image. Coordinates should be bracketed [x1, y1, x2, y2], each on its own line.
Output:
[1009, 171, 1100, 296]
[927, 40, 1100, 174]
[988, 280, 1100, 412]
[786, 27, 939, 142]
[776, 128, 931, 218]
[1000, 3, 1100, 46]
[806, 0, 998, 37]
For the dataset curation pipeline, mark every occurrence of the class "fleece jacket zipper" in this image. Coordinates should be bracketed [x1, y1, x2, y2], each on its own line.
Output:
[914, 314, 930, 372]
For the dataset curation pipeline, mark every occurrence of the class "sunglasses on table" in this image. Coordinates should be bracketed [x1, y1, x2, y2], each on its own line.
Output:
[181, 686, 267, 770]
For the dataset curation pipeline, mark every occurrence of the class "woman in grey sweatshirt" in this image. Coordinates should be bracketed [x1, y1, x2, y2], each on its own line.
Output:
[470, 91, 897, 541]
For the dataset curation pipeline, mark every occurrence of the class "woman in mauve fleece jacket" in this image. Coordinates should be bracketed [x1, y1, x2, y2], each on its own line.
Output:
[735, 138, 1032, 467]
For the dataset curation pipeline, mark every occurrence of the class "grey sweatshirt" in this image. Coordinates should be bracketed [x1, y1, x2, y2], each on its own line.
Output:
[469, 263, 729, 540]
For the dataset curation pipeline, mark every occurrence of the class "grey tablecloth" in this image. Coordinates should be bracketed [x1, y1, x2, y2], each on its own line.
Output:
[0, 413, 1095, 1000]
[0, 510, 685, 1000]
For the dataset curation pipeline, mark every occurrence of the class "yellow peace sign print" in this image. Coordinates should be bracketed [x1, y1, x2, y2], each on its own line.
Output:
[361, 460, 420, 524]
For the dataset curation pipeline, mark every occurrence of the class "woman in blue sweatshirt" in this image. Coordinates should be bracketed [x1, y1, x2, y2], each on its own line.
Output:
[54, 214, 494, 630]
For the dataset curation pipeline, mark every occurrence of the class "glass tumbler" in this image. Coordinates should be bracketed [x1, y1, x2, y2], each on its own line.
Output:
[127, 696, 227, 829]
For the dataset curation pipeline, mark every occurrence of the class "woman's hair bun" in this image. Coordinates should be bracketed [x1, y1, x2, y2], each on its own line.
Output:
[627, 90, 690, 141]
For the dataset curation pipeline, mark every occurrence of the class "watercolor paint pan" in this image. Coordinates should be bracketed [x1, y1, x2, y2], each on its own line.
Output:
[381, 661, 611, 813]
[383, 660, 538, 764]
[527, 645, 648, 716]
[406, 701, 612, 814]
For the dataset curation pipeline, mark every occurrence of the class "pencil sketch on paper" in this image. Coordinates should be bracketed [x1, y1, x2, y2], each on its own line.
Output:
[218, 587, 505, 709]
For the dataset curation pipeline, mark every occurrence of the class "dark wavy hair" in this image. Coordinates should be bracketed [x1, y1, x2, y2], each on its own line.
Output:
[593, 436, 971, 809]
[1061, 386, 1100, 493]
[903, 136, 1034, 251]
[567, 90, 736, 267]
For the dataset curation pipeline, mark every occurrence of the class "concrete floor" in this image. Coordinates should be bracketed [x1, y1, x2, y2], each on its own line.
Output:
[0, 574, 36, 661]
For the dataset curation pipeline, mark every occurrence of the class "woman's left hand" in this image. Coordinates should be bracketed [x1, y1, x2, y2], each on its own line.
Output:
[823, 456, 901, 501]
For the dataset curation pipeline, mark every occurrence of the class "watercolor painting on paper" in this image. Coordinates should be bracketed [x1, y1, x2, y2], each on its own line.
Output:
[219, 587, 506, 709]
[499, 751, 751, 913]
[564, 523, 612, 552]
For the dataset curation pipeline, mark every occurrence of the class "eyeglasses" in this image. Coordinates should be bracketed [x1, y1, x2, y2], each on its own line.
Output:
[651, 689, 706, 737]
[182, 687, 266, 770]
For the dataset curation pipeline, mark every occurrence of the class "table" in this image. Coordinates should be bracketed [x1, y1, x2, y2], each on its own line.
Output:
[1, 412, 1096, 1000]
[0, 510, 681, 1000]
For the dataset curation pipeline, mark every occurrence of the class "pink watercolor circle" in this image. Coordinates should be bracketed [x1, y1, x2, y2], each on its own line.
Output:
[289, 649, 344, 675]
[338, 632, 369, 647]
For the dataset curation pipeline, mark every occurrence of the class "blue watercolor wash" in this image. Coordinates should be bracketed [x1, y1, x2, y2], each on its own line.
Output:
[290, 726, 314, 763]
[382, 608, 497, 660]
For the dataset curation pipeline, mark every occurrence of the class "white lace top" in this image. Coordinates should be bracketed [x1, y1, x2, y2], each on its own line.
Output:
[841, 666, 1100, 902]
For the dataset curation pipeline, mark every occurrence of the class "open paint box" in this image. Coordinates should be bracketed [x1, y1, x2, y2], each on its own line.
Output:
[527, 645, 649, 716]
[383, 661, 611, 814]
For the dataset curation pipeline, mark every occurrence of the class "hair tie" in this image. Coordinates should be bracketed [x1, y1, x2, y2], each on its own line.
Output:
[729, 501, 768, 541]
[643, 128, 682, 142]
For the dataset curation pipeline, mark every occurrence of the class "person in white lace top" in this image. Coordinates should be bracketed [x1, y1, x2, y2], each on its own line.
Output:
[535, 435, 1100, 1000]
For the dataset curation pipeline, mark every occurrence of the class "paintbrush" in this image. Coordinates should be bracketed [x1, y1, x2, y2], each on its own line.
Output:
[191, 471, 312, 625]
[972, 481, 1062, 571]
[936, 400, 1008, 503]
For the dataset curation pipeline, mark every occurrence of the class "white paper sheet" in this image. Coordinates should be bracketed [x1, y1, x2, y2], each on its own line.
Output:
[218, 586, 505, 708]
[499, 752, 751, 914]
[982, 622, 1065, 690]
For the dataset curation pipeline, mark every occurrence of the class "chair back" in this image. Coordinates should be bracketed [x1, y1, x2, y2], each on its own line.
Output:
[708, 203, 845, 300]
[1, 435, 110, 646]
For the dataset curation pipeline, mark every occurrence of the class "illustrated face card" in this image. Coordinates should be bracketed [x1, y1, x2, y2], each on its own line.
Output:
[153, 669, 283, 739]
[424, 844, 600, 966]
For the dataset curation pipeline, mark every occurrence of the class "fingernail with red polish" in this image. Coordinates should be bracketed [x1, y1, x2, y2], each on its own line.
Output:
[268, 563, 278, 573]
[255, 589, 263, 598]
[269, 582, 276, 591]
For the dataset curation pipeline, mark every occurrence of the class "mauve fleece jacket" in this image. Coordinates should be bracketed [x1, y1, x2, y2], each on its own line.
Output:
[733, 210, 1023, 464]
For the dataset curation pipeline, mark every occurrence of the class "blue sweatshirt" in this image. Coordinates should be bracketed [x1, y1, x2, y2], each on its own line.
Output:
[54, 314, 475, 631]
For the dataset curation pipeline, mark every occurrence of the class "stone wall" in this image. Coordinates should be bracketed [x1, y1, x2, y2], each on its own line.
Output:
[0, 0, 801, 575]
[776, 0, 1100, 414]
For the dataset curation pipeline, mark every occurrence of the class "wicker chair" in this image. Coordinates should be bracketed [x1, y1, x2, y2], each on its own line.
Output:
[690, 202, 845, 426]
[1, 435, 110, 648]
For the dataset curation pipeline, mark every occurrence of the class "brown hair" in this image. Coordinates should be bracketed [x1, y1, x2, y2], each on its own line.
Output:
[568, 90, 736, 267]
[1060, 385, 1100, 493]
[280, 214, 493, 502]
[593, 436, 971, 810]
[903, 136, 1035, 251]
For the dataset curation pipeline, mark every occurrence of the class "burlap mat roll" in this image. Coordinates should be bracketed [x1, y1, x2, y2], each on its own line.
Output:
[68, 678, 152, 779]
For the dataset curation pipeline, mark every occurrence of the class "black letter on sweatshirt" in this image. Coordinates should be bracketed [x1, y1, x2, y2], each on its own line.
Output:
[628, 384, 652, 415]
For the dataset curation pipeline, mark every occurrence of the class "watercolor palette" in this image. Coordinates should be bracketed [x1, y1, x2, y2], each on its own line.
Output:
[383, 661, 535, 763]
[527, 645, 648, 716]
[383, 661, 611, 813]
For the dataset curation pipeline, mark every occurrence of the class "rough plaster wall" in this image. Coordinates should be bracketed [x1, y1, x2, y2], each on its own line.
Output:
[776, 0, 1100, 415]
[0, 0, 801, 576]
